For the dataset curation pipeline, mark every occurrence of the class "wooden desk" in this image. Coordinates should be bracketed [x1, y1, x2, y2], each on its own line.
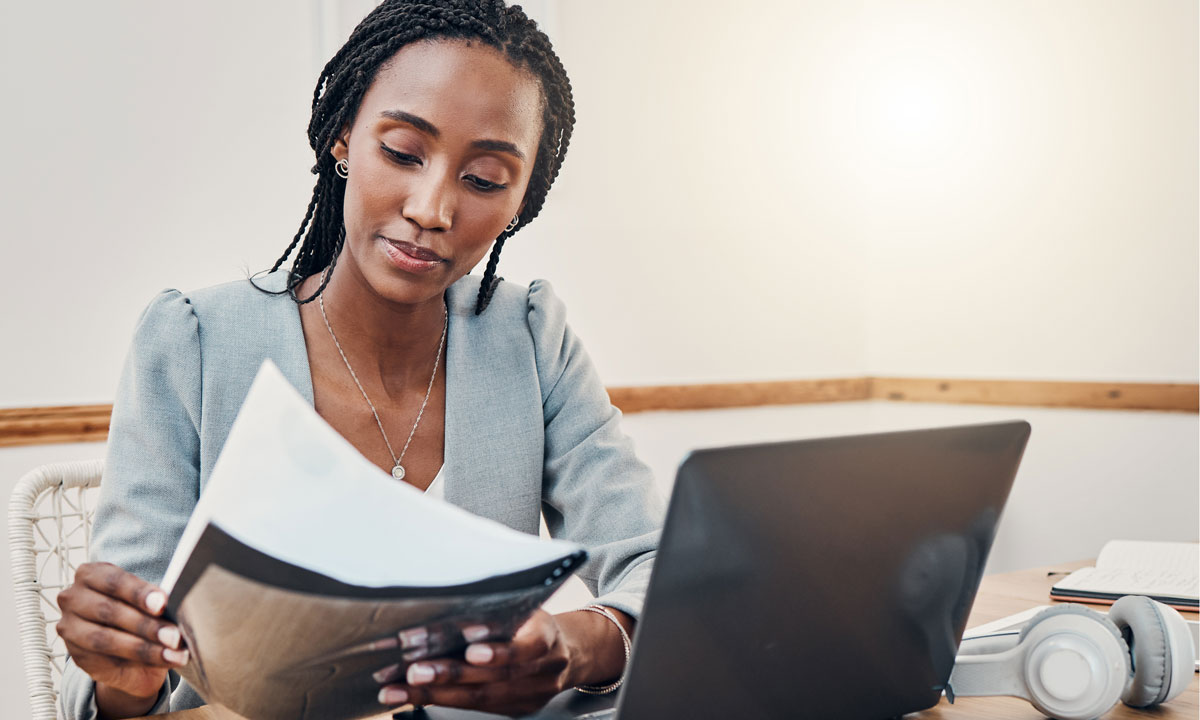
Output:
[147, 561, 1198, 720]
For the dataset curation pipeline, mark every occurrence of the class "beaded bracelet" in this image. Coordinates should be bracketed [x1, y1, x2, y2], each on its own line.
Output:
[575, 604, 632, 695]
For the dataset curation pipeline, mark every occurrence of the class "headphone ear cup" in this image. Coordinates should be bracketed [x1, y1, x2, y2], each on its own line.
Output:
[1016, 604, 1130, 720]
[1108, 595, 1194, 707]
[1016, 603, 1125, 649]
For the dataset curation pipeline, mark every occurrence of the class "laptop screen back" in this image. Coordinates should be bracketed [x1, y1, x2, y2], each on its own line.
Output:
[614, 421, 1030, 719]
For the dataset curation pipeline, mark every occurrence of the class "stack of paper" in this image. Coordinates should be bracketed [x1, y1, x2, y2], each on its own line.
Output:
[161, 361, 585, 720]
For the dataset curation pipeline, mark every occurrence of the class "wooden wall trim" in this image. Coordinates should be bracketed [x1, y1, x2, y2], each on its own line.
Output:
[868, 378, 1200, 413]
[606, 378, 872, 414]
[0, 405, 112, 448]
[2, 378, 1196, 448]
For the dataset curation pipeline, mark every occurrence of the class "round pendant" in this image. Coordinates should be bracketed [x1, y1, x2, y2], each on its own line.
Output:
[391, 464, 406, 481]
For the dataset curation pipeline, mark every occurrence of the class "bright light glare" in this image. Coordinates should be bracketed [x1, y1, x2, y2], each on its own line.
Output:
[857, 61, 968, 168]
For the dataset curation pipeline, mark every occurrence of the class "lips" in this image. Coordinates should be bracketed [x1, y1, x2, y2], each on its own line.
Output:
[382, 236, 445, 263]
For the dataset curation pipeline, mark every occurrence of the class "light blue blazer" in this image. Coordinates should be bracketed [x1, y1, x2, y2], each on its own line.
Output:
[61, 271, 665, 719]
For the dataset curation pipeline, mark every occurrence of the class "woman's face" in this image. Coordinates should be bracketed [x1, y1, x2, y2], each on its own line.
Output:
[332, 39, 544, 305]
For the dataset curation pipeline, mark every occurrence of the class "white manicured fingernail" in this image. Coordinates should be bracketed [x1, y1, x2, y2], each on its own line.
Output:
[368, 636, 398, 651]
[398, 627, 427, 649]
[145, 591, 166, 614]
[407, 663, 435, 684]
[157, 626, 180, 650]
[379, 687, 408, 705]
[372, 664, 399, 683]
[465, 644, 493, 664]
[462, 624, 489, 642]
[163, 648, 189, 665]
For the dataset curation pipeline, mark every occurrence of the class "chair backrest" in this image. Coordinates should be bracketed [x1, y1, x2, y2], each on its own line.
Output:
[9, 459, 104, 720]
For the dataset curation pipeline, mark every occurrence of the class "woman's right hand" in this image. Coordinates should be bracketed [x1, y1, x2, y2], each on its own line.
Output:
[57, 562, 189, 715]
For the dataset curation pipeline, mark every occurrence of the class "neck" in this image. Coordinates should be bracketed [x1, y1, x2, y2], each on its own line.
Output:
[312, 265, 448, 390]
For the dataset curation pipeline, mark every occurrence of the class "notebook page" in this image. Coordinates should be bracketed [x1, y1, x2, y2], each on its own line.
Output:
[1095, 540, 1199, 575]
[1053, 566, 1199, 600]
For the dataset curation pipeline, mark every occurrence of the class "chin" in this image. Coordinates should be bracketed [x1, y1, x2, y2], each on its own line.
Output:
[373, 271, 448, 305]
[363, 263, 455, 306]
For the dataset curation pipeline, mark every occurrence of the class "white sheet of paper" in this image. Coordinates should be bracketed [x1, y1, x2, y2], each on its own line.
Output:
[162, 360, 581, 594]
[962, 606, 1048, 638]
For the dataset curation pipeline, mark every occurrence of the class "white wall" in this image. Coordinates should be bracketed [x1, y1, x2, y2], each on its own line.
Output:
[1, 1, 1194, 407]
[0, 2, 317, 407]
[504, 0, 871, 384]
[849, 0, 1200, 381]
[529, 0, 1197, 385]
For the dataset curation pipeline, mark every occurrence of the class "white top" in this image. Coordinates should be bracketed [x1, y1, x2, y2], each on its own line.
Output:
[424, 465, 445, 498]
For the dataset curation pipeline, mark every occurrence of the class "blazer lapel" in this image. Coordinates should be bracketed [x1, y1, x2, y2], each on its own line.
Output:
[441, 278, 544, 534]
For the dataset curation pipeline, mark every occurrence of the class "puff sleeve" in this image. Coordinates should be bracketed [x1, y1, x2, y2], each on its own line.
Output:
[60, 289, 203, 719]
[527, 280, 666, 620]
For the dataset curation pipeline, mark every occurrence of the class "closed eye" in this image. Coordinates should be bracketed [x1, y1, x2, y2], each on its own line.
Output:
[381, 142, 506, 192]
[465, 175, 507, 192]
[380, 143, 421, 165]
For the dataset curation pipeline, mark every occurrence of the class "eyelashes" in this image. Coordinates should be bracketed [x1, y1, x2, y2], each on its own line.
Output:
[465, 176, 505, 192]
[379, 143, 508, 193]
[380, 143, 420, 165]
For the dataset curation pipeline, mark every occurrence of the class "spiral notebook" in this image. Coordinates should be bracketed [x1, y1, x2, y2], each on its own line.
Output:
[160, 361, 586, 720]
[1049, 540, 1199, 611]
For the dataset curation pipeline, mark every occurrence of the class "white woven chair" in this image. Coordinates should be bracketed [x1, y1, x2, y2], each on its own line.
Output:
[9, 459, 104, 720]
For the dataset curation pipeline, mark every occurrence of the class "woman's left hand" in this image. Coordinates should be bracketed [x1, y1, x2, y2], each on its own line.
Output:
[374, 609, 578, 717]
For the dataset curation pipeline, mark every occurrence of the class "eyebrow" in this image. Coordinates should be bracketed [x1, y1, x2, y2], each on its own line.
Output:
[381, 110, 439, 137]
[379, 109, 526, 161]
[470, 138, 525, 161]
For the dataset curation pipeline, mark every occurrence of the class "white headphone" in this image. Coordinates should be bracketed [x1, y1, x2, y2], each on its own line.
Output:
[949, 595, 1195, 720]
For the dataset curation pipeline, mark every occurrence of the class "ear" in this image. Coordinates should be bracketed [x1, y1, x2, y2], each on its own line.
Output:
[331, 126, 351, 163]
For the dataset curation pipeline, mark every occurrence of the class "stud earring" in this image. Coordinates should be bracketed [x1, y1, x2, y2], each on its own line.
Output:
[335, 158, 350, 179]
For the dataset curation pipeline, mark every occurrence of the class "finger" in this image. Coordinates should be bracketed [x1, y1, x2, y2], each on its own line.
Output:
[461, 641, 511, 667]
[396, 622, 458, 661]
[62, 586, 182, 649]
[64, 640, 171, 699]
[458, 622, 501, 644]
[459, 640, 552, 670]
[379, 681, 495, 710]
[371, 662, 404, 685]
[58, 616, 188, 668]
[464, 625, 552, 669]
[397, 625, 428, 651]
[392, 621, 509, 662]
[454, 643, 565, 689]
[399, 658, 513, 686]
[370, 655, 511, 686]
[75, 563, 168, 617]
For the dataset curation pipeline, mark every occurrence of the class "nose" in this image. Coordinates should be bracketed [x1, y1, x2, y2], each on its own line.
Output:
[402, 170, 454, 232]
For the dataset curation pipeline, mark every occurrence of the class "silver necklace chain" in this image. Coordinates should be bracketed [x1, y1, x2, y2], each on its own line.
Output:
[318, 275, 447, 482]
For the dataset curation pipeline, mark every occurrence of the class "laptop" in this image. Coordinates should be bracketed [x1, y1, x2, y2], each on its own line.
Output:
[401, 420, 1031, 720]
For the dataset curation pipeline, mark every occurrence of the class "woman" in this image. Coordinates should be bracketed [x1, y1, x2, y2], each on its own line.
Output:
[55, 2, 663, 718]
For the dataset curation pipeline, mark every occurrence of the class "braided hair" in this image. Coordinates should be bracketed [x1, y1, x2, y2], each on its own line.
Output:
[260, 0, 574, 314]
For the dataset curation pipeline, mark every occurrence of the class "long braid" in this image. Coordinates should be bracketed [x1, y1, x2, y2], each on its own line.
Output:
[474, 237, 508, 314]
[269, 179, 319, 275]
[255, 0, 575, 311]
